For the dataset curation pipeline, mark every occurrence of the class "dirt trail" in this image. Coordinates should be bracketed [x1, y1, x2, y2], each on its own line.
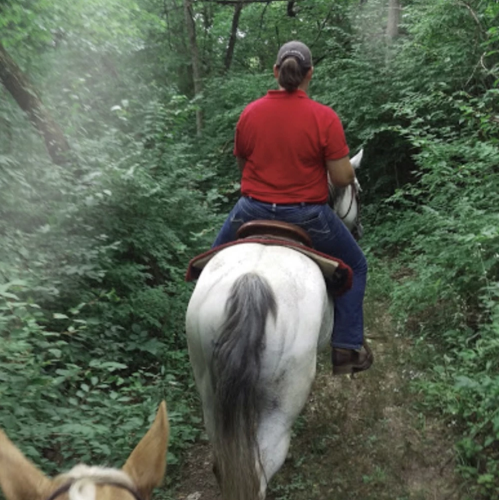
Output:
[170, 300, 466, 500]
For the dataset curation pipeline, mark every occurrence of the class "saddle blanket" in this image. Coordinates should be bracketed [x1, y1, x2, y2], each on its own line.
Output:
[185, 238, 353, 296]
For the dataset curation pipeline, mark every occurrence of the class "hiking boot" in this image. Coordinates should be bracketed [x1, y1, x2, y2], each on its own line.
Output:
[332, 341, 373, 376]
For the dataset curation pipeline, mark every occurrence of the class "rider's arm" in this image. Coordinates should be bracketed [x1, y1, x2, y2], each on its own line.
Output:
[237, 157, 246, 173]
[326, 156, 355, 187]
[234, 109, 249, 174]
[323, 110, 353, 187]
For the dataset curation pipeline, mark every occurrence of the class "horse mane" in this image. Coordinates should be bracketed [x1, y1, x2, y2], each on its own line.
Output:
[328, 179, 361, 210]
[56, 466, 135, 500]
[328, 183, 347, 208]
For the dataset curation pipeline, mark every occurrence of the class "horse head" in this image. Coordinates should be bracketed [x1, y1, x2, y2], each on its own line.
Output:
[0, 402, 169, 500]
[328, 149, 364, 239]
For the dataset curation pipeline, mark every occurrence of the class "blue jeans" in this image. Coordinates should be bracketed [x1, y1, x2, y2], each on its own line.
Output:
[212, 197, 367, 350]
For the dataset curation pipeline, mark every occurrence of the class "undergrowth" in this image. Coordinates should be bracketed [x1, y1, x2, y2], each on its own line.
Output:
[365, 129, 499, 497]
[2, 0, 499, 497]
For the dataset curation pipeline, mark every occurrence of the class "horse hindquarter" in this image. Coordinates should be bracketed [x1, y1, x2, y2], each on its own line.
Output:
[186, 244, 331, 499]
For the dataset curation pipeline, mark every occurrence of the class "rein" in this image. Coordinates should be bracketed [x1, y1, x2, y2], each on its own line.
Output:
[336, 184, 356, 221]
[332, 182, 363, 241]
[336, 183, 361, 222]
[45, 479, 143, 500]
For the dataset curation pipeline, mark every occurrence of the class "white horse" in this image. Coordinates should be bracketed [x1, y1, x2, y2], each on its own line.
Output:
[330, 149, 363, 237]
[186, 151, 363, 500]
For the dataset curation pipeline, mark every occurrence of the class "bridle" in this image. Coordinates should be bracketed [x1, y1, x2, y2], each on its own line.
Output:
[45, 478, 143, 500]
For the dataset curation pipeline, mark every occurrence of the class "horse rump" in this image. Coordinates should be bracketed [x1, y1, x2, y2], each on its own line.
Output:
[212, 272, 277, 500]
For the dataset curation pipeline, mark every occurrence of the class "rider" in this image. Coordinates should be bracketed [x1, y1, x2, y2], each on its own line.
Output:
[212, 41, 372, 376]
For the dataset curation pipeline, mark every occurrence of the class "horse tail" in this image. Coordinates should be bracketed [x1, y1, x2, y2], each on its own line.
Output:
[212, 272, 277, 500]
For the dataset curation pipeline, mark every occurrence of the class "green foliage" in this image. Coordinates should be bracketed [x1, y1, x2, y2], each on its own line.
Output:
[0, 86, 210, 469]
[356, 2, 499, 496]
[0, 0, 213, 475]
[0, 282, 200, 472]
[2, 0, 499, 497]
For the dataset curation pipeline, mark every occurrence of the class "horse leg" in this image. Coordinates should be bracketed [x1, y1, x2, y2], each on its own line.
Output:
[256, 413, 293, 498]
[256, 357, 318, 498]
[186, 328, 220, 484]
[196, 379, 224, 489]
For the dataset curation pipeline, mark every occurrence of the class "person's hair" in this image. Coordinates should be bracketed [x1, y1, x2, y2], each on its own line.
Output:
[277, 57, 310, 92]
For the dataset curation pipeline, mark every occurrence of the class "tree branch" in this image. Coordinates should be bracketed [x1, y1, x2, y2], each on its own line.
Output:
[456, 1, 482, 29]
[224, 1, 244, 72]
[0, 43, 70, 165]
[310, 3, 334, 49]
[195, 0, 290, 4]
[183, 0, 203, 136]
[163, 0, 173, 51]
[257, 1, 271, 40]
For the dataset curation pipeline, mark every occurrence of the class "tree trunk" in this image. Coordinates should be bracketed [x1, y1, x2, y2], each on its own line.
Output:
[0, 43, 70, 165]
[386, 0, 401, 39]
[183, 0, 203, 136]
[224, 1, 244, 72]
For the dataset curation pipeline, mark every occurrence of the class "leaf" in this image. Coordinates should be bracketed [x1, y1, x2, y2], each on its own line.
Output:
[89, 360, 128, 371]
[455, 376, 478, 390]
[478, 474, 494, 484]
[48, 348, 62, 358]
[53, 313, 69, 319]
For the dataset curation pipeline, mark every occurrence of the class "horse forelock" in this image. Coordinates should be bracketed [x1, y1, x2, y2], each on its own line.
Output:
[55, 466, 135, 500]
[68, 479, 96, 500]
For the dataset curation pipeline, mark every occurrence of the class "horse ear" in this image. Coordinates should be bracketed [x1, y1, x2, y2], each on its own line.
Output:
[122, 401, 169, 500]
[0, 430, 53, 500]
[350, 149, 364, 170]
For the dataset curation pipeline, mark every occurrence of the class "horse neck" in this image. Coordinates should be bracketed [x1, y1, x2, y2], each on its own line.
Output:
[328, 183, 358, 232]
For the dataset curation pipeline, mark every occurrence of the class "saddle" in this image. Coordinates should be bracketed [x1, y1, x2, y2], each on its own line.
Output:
[236, 220, 312, 248]
[186, 220, 352, 296]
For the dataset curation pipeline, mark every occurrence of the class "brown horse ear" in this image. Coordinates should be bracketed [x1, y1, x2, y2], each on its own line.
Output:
[122, 401, 169, 500]
[0, 430, 53, 500]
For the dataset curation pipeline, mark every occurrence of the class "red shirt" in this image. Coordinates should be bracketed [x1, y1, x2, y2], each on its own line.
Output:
[234, 89, 349, 204]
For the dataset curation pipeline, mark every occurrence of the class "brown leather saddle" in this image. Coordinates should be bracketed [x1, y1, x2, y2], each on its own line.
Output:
[236, 220, 312, 248]
[186, 220, 353, 296]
